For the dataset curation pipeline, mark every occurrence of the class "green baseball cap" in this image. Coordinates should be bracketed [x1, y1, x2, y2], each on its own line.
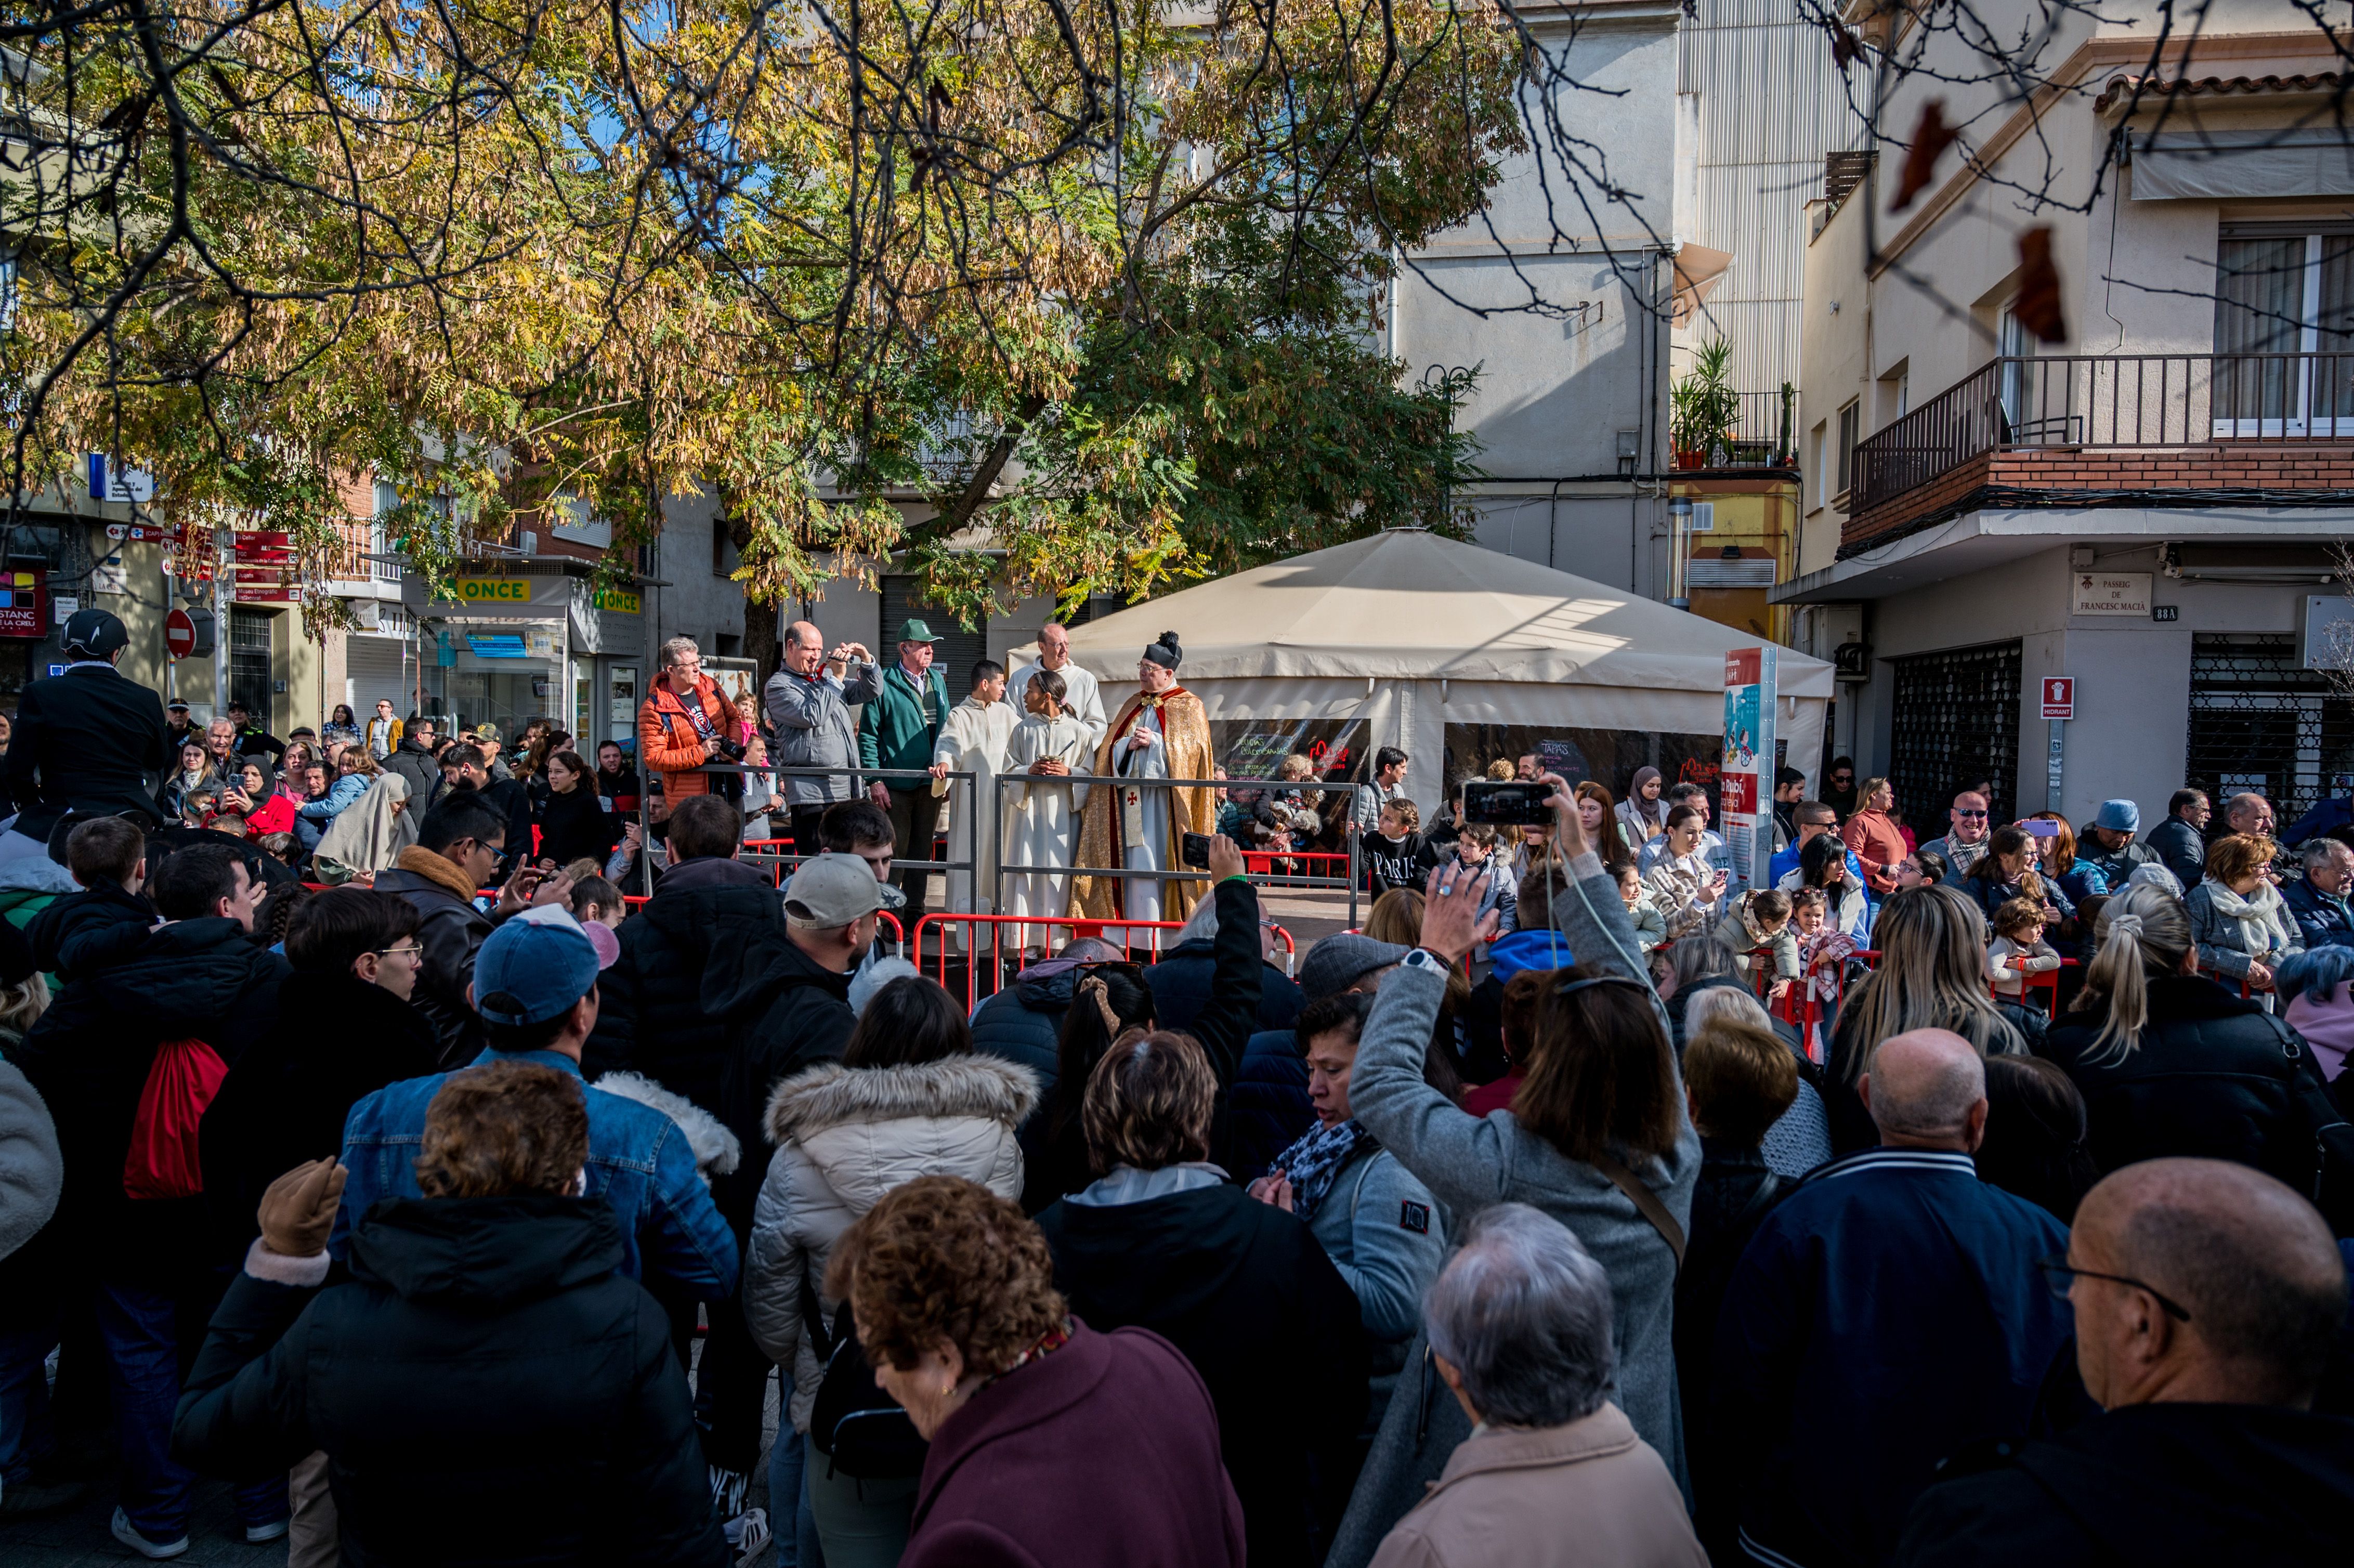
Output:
[899, 618, 941, 644]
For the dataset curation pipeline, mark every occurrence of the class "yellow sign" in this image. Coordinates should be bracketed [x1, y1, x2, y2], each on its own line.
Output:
[454, 578, 532, 603]
[594, 587, 642, 615]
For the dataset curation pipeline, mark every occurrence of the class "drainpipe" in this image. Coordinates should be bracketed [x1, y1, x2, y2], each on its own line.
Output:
[1667, 495, 1693, 609]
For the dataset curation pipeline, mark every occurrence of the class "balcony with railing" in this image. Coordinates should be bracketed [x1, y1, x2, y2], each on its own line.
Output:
[1675, 388, 1801, 471]
[1845, 351, 2354, 552]
[324, 517, 405, 594]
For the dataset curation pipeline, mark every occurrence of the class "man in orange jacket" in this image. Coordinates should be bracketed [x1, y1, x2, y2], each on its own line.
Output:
[637, 637, 740, 827]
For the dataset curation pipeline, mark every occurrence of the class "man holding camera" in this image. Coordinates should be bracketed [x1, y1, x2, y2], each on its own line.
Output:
[637, 636, 742, 830]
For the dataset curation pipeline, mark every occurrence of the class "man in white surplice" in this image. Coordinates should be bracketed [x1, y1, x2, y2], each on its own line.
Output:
[930, 659, 1019, 922]
[1007, 621, 1106, 752]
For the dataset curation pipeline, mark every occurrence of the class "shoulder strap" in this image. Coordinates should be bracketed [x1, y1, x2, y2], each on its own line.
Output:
[1590, 1151, 1686, 1269]
[1729, 1170, 1785, 1232]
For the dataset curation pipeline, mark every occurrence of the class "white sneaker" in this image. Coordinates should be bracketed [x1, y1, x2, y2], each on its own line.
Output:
[727, 1506, 771, 1560]
[244, 1518, 292, 1544]
[109, 1508, 190, 1560]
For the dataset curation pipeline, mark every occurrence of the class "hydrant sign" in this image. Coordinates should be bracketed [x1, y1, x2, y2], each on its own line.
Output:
[2041, 677, 2074, 720]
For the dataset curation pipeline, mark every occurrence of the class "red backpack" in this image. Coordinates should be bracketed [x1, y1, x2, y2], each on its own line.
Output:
[122, 1038, 230, 1200]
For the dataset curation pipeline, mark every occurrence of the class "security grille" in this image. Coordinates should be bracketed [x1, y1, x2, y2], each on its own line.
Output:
[880, 577, 987, 691]
[2185, 634, 2354, 827]
[1888, 641, 2021, 827]
[229, 607, 274, 725]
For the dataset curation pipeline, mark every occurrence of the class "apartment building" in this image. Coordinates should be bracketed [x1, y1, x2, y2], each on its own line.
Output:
[1778, 8, 2354, 828]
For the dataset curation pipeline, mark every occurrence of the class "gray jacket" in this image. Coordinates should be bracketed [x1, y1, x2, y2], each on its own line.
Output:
[1328, 851, 1701, 1568]
[2184, 878, 2304, 981]
[763, 661, 882, 808]
[1306, 1144, 1446, 1436]
[0, 1055, 61, 1262]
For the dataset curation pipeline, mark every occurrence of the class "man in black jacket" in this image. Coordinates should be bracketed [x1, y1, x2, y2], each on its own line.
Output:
[172, 1068, 729, 1567]
[199, 887, 440, 1263]
[223, 700, 284, 763]
[1898, 1158, 2353, 1566]
[691, 848, 870, 1517]
[374, 793, 573, 1068]
[2, 609, 170, 860]
[12, 841, 288, 1555]
[584, 793, 779, 1113]
[26, 816, 158, 984]
[382, 715, 442, 806]
[438, 743, 532, 881]
[2146, 788, 2212, 890]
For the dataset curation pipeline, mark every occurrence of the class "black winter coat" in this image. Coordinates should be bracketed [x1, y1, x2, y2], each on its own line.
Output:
[969, 970, 1069, 1094]
[198, 971, 440, 1262]
[24, 881, 159, 984]
[2042, 973, 2350, 1221]
[584, 857, 782, 1118]
[7, 917, 285, 1279]
[1027, 878, 1265, 1210]
[1146, 940, 1303, 1037]
[172, 1196, 729, 1567]
[1228, 1027, 1313, 1183]
[698, 921, 854, 1219]
[382, 738, 442, 811]
[1895, 1402, 2354, 1567]
[538, 781, 620, 868]
[372, 862, 495, 1071]
[1035, 1181, 1367, 1568]
[1676, 1140, 1790, 1564]
[5, 664, 173, 842]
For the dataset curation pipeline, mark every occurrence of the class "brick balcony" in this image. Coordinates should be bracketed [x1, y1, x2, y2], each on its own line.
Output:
[1842, 353, 2354, 554]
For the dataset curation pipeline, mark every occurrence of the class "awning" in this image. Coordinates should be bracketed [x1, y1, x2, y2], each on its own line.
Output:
[1671, 243, 1733, 329]
[2130, 128, 2354, 201]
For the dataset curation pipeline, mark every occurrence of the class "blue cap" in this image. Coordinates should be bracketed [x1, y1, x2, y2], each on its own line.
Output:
[473, 914, 600, 1027]
[2093, 799, 2140, 833]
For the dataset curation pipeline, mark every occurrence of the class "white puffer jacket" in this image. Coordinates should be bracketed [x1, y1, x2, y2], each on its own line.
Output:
[743, 1052, 1037, 1430]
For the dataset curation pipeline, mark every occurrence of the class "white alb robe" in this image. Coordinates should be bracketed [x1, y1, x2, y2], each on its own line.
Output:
[999, 714, 1095, 948]
[1008, 659, 1107, 752]
[931, 696, 1019, 923]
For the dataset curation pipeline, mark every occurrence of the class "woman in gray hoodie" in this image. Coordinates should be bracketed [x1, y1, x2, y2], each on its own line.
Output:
[1326, 776, 1701, 1568]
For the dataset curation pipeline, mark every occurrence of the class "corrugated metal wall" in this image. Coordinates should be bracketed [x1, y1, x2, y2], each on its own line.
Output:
[1678, 0, 1856, 396]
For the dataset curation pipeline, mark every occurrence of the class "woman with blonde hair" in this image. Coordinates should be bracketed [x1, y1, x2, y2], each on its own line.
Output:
[2185, 832, 2301, 990]
[2044, 882, 2347, 1227]
[1822, 883, 2020, 1153]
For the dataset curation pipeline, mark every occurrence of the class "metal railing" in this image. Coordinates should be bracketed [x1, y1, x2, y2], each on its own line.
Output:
[1853, 351, 2354, 513]
[1677, 388, 1802, 469]
[990, 773, 1370, 930]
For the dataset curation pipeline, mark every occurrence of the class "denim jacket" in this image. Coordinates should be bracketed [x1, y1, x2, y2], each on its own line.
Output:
[333, 1048, 739, 1300]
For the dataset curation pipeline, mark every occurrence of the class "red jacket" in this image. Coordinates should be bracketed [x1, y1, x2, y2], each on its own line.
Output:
[1842, 808, 1909, 896]
[636, 673, 742, 803]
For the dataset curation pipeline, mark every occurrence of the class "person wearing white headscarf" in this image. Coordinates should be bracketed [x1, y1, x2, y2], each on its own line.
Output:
[314, 769, 419, 880]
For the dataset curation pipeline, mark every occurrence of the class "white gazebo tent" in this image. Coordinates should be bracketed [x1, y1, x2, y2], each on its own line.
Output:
[1041, 529, 1834, 809]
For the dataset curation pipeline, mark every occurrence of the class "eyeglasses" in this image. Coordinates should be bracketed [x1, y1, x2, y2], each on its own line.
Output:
[2035, 1257, 2191, 1322]
[1955, 809, 1989, 818]
[376, 942, 424, 960]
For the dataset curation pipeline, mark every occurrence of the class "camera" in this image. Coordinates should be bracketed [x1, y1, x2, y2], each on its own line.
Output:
[1463, 780, 1553, 826]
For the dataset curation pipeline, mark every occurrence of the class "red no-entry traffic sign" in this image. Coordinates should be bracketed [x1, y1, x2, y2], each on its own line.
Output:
[165, 607, 197, 661]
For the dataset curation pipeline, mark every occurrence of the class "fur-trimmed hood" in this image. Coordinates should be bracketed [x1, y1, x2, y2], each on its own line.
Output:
[593, 1072, 742, 1181]
[765, 1052, 1038, 1148]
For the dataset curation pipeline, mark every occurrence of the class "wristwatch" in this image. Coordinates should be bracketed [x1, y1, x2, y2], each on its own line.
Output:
[1402, 947, 1454, 976]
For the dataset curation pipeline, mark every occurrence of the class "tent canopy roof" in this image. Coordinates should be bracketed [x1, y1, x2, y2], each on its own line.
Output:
[1061, 530, 1833, 697]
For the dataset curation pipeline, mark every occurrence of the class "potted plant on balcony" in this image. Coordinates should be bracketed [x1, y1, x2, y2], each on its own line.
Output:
[1670, 336, 1740, 469]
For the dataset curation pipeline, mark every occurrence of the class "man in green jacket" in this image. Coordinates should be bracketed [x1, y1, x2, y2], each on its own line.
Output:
[858, 618, 952, 915]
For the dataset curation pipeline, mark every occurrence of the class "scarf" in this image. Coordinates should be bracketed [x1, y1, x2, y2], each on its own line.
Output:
[1269, 1118, 1375, 1221]
[2202, 878, 2290, 958]
[395, 842, 480, 900]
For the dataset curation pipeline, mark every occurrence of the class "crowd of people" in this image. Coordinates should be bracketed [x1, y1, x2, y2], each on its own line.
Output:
[0, 605, 2349, 1567]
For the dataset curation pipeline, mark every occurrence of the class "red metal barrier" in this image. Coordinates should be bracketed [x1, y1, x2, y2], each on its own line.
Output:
[909, 912, 1298, 1010]
[1241, 850, 1352, 887]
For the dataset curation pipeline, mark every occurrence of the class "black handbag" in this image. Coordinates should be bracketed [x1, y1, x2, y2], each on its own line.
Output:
[800, 1273, 928, 1480]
